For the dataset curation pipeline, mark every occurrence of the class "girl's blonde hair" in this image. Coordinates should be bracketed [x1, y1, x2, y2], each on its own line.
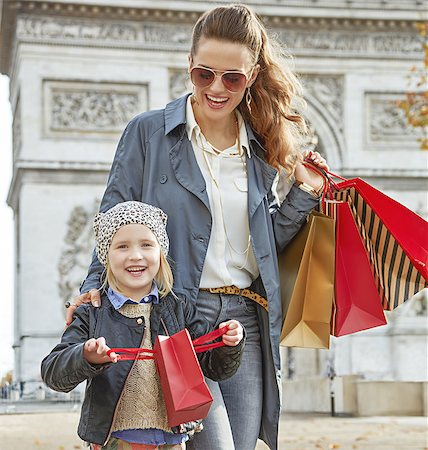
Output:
[103, 250, 174, 299]
[191, 3, 307, 176]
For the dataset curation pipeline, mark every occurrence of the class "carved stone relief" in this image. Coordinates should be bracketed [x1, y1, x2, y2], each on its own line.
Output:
[16, 16, 422, 59]
[169, 69, 190, 101]
[17, 16, 138, 42]
[303, 75, 344, 134]
[367, 93, 421, 147]
[279, 30, 421, 57]
[301, 122, 322, 155]
[58, 199, 100, 305]
[300, 75, 344, 161]
[44, 80, 148, 137]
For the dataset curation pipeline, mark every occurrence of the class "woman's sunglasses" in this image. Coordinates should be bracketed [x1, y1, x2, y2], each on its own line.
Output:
[189, 66, 252, 93]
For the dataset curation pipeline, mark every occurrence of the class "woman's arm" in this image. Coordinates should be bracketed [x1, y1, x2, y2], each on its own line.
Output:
[271, 151, 328, 253]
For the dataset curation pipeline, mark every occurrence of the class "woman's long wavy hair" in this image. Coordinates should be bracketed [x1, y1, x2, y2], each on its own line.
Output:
[190, 3, 307, 176]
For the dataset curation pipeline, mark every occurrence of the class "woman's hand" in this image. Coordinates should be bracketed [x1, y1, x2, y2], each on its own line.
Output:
[219, 320, 244, 347]
[65, 289, 101, 326]
[83, 337, 118, 365]
[294, 150, 329, 190]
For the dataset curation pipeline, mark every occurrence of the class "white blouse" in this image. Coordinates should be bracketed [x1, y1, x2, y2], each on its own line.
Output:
[185, 96, 259, 289]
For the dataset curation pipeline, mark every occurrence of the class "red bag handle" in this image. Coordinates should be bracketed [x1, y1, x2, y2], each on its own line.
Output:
[302, 158, 349, 212]
[107, 348, 155, 361]
[193, 326, 229, 353]
[107, 326, 229, 361]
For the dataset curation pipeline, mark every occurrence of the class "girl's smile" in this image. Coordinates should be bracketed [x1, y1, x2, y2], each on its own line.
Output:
[108, 224, 161, 300]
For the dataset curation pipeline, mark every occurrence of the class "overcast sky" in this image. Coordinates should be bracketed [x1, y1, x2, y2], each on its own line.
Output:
[0, 74, 14, 378]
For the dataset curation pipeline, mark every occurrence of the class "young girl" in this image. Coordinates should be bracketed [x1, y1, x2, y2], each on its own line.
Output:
[41, 201, 244, 450]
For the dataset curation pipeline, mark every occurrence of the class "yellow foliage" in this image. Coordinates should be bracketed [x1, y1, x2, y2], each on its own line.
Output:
[397, 21, 428, 150]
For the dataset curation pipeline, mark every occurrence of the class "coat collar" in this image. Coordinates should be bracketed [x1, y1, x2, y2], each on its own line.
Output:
[164, 94, 189, 135]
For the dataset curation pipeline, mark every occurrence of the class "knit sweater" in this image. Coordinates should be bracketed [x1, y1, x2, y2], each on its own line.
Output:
[111, 303, 171, 433]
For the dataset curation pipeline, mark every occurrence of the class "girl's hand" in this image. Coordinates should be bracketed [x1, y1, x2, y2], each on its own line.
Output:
[65, 289, 101, 326]
[219, 320, 244, 347]
[83, 337, 118, 365]
[294, 150, 329, 190]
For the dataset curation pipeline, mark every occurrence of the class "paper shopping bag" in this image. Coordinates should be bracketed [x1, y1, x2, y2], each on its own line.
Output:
[279, 211, 335, 349]
[332, 178, 428, 310]
[153, 328, 213, 427]
[326, 201, 387, 337]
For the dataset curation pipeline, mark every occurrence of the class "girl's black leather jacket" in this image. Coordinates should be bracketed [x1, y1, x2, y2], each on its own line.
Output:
[41, 292, 245, 445]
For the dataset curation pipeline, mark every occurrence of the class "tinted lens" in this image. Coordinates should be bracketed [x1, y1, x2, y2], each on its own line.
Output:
[190, 67, 215, 88]
[222, 72, 247, 92]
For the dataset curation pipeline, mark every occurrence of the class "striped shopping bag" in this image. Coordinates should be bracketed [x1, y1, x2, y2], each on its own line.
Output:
[331, 178, 427, 311]
[303, 160, 427, 336]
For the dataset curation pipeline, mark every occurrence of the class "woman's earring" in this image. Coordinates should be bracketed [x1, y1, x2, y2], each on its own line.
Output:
[246, 87, 252, 115]
[191, 87, 199, 105]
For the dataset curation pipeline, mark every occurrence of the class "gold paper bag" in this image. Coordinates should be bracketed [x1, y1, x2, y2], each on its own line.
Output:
[279, 211, 335, 349]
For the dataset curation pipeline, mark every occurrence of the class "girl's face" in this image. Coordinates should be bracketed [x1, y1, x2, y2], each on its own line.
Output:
[189, 37, 259, 123]
[108, 224, 161, 300]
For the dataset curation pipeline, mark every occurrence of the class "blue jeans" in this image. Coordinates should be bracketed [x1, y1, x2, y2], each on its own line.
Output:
[187, 291, 263, 450]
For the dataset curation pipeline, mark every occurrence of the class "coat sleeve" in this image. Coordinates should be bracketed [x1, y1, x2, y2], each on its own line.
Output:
[41, 305, 108, 392]
[270, 184, 319, 253]
[182, 299, 246, 382]
[80, 118, 146, 294]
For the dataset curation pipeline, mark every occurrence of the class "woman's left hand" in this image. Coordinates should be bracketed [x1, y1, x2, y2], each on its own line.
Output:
[219, 320, 244, 347]
[294, 150, 329, 190]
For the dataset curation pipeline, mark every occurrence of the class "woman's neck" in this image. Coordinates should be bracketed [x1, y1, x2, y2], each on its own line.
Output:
[192, 103, 237, 151]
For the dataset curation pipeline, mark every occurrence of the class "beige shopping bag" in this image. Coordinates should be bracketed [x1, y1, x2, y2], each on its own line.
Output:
[279, 211, 335, 349]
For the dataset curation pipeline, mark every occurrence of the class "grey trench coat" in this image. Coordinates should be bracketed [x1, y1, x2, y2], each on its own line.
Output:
[81, 94, 318, 450]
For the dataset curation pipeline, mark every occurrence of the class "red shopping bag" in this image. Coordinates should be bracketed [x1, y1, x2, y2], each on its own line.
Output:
[109, 327, 228, 427]
[332, 178, 428, 310]
[305, 159, 427, 335]
[154, 327, 228, 427]
[153, 329, 212, 427]
[326, 201, 387, 336]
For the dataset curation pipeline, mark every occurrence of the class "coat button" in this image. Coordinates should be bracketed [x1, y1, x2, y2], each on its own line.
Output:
[136, 318, 143, 325]
[160, 175, 167, 184]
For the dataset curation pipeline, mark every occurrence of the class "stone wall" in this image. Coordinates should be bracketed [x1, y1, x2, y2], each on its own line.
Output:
[0, 1, 426, 398]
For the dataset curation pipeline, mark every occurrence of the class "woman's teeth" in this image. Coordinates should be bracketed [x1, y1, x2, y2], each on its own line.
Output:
[207, 95, 228, 103]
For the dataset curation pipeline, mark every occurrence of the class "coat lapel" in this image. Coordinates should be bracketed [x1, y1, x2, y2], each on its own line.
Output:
[169, 136, 211, 212]
[165, 95, 211, 212]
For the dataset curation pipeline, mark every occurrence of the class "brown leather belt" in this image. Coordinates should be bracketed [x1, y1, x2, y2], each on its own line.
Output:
[199, 285, 268, 311]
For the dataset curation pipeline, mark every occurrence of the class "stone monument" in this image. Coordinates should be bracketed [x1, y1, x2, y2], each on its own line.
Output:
[0, 0, 426, 412]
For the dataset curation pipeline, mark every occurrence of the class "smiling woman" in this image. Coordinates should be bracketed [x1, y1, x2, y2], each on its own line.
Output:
[0, 74, 14, 378]
[65, 4, 329, 450]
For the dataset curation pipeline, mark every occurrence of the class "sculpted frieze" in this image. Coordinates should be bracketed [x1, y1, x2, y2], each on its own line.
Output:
[368, 93, 421, 144]
[17, 16, 138, 42]
[44, 81, 148, 136]
[279, 30, 421, 56]
[58, 200, 100, 305]
[302, 76, 344, 132]
[16, 16, 421, 58]
[169, 69, 190, 100]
